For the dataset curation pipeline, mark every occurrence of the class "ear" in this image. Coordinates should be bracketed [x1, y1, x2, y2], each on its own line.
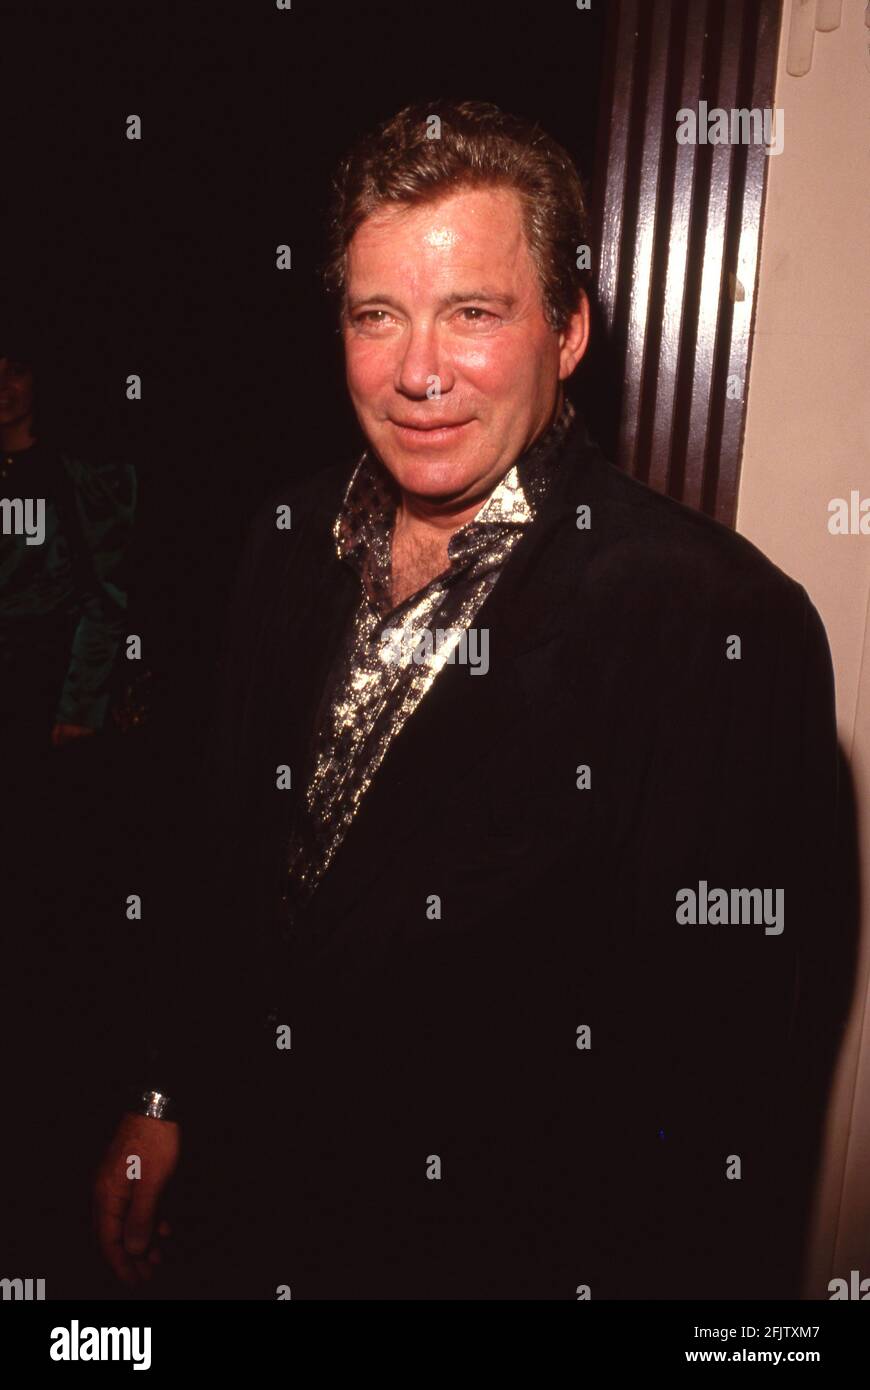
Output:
[558, 289, 591, 381]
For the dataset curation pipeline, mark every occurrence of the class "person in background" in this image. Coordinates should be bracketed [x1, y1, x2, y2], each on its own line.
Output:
[0, 331, 136, 754]
[1, 324, 137, 1286]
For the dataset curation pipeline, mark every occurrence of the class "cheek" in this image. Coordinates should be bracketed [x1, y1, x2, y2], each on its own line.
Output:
[452, 337, 534, 393]
[345, 341, 393, 402]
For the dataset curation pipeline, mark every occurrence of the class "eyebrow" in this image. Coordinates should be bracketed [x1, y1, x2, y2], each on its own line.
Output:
[346, 289, 517, 314]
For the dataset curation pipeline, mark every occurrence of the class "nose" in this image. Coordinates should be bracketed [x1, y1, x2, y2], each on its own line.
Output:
[394, 322, 455, 400]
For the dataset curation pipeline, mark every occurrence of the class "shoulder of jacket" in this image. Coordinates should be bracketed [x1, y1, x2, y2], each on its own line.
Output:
[245, 458, 352, 548]
[573, 446, 809, 624]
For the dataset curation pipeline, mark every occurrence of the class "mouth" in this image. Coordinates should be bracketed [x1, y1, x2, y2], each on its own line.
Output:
[389, 418, 473, 446]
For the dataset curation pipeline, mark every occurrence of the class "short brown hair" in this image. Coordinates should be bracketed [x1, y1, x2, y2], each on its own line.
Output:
[322, 99, 591, 334]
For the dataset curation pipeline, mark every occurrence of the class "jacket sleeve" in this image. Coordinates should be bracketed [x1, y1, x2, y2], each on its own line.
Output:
[129, 502, 275, 1112]
[623, 578, 842, 1298]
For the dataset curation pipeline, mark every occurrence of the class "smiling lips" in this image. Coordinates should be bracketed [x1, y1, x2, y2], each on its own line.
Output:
[388, 419, 474, 449]
[390, 418, 471, 431]
[389, 418, 473, 450]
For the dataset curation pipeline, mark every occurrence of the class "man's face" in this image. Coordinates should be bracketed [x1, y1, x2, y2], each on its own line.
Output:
[342, 185, 585, 514]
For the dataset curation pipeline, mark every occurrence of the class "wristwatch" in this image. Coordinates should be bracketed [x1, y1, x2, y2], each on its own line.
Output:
[129, 1088, 177, 1122]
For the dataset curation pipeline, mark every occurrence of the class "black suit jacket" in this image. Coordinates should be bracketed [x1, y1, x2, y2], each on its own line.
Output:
[153, 412, 841, 1299]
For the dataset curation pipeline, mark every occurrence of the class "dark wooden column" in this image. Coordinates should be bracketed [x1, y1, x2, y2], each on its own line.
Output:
[588, 0, 782, 525]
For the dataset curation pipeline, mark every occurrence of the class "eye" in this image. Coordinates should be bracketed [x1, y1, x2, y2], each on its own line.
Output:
[353, 310, 391, 326]
[457, 306, 496, 323]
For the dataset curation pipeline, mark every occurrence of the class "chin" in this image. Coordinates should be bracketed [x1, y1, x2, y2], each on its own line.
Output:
[387, 454, 477, 501]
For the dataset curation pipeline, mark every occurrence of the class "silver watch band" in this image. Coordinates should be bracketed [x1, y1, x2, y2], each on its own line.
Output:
[131, 1089, 176, 1121]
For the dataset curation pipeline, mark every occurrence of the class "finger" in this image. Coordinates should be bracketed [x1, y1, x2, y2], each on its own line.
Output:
[95, 1186, 139, 1285]
[124, 1186, 159, 1257]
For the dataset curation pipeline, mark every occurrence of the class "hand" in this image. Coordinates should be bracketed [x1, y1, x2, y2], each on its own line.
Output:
[51, 722, 97, 747]
[93, 1113, 181, 1285]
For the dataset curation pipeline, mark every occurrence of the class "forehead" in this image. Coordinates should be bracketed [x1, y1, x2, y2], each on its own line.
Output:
[346, 185, 536, 292]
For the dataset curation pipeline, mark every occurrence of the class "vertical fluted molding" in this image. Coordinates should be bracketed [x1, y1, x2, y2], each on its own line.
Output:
[591, 0, 782, 525]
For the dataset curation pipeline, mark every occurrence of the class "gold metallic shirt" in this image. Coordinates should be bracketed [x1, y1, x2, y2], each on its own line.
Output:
[284, 396, 577, 914]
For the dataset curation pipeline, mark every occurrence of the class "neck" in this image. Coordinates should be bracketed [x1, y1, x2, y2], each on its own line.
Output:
[395, 488, 491, 539]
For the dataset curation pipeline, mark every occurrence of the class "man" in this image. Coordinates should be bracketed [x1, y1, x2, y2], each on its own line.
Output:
[94, 100, 839, 1300]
